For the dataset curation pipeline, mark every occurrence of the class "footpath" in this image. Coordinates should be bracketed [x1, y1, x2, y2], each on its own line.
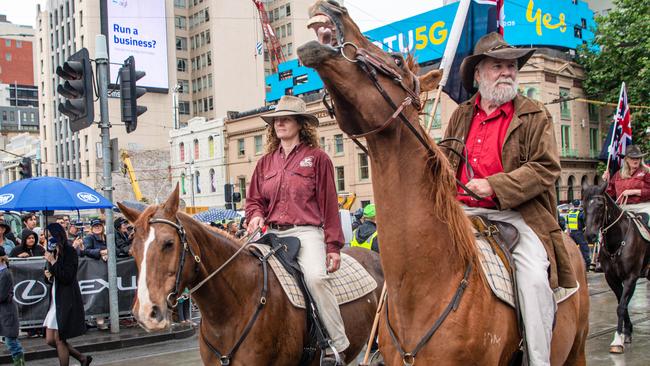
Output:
[0, 323, 195, 364]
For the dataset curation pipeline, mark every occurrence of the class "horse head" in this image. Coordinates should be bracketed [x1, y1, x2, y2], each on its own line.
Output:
[297, 0, 442, 138]
[117, 184, 199, 331]
[582, 182, 609, 243]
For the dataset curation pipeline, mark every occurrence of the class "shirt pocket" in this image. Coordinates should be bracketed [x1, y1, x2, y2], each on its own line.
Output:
[289, 167, 316, 201]
[260, 170, 279, 198]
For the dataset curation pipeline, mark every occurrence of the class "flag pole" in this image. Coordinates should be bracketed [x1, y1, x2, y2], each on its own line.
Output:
[604, 82, 626, 179]
[426, 0, 472, 133]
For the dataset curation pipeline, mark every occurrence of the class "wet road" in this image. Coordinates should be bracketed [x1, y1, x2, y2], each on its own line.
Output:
[24, 273, 649, 365]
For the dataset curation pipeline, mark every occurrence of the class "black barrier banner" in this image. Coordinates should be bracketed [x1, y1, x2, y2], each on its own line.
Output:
[8, 257, 137, 328]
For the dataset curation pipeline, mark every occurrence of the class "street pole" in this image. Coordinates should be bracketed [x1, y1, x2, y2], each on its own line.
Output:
[95, 34, 120, 334]
[189, 160, 195, 208]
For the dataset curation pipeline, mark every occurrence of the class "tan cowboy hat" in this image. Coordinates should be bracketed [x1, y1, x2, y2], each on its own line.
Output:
[261, 95, 319, 126]
[460, 32, 536, 92]
[622, 145, 647, 159]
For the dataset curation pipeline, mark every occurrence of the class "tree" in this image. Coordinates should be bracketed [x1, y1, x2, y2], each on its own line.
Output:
[577, 0, 650, 149]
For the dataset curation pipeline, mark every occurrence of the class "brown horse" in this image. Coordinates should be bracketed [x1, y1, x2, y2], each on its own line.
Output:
[297, 1, 589, 364]
[117, 186, 384, 365]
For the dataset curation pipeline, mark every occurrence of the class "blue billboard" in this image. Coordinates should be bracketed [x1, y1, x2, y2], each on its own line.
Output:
[266, 0, 595, 102]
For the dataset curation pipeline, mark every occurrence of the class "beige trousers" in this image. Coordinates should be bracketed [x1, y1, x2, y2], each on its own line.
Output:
[463, 206, 555, 366]
[267, 225, 350, 352]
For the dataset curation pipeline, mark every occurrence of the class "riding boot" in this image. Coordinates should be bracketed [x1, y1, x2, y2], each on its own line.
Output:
[322, 352, 346, 366]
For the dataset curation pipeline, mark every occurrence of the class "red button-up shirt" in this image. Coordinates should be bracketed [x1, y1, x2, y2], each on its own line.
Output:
[457, 94, 515, 208]
[606, 168, 650, 204]
[245, 143, 344, 253]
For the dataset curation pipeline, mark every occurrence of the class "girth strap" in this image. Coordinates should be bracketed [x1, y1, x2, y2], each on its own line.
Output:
[201, 253, 270, 366]
[385, 264, 472, 365]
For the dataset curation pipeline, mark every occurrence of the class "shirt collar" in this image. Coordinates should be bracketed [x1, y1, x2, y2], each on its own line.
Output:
[278, 142, 303, 157]
[474, 93, 515, 119]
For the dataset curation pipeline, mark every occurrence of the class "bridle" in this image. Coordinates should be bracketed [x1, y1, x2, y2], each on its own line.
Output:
[146, 216, 266, 365]
[587, 194, 630, 259]
[323, 38, 484, 202]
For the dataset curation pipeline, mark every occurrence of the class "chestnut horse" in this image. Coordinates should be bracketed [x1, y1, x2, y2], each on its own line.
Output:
[297, 1, 589, 364]
[117, 186, 384, 365]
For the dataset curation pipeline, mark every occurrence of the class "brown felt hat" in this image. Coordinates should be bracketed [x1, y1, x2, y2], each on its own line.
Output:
[622, 145, 647, 159]
[460, 32, 536, 92]
[261, 95, 319, 126]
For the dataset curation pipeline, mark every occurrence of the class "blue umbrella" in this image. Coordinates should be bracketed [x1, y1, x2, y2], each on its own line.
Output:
[0, 176, 113, 211]
[193, 208, 241, 223]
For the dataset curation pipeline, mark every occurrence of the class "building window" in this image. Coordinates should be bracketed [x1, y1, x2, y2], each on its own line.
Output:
[560, 87, 571, 120]
[238, 138, 245, 157]
[589, 128, 599, 158]
[85, 160, 89, 177]
[195, 171, 201, 193]
[588, 104, 599, 122]
[5, 52, 11, 61]
[359, 153, 369, 180]
[174, 0, 186, 8]
[177, 58, 187, 72]
[4, 39, 10, 47]
[179, 142, 185, 162]
[254, 135, 263, 155]
[287, 43, 293, 56]
[287, 22, 292, 36]
[238, 177, 247, 199]
[175, 37, 187, 50]
[179, 101, 190, 115]
[209, 168, 216, 192]
[207, 51, 212, 66]
[16, 41, 22, 48]
[286, 4, 291, 16]
[208, 96, 213, 110]
[178, 79, 189, 93]
[334, 134, 344, 154]
[193, 139, 199, 160]
[181, 173, 186, 194]
[320, 136, 326, 149]
[335, 166, 345, 191]
[519, 84, 541, 101]
[175, 16, 187, 29]
[560, 125, 572, 156]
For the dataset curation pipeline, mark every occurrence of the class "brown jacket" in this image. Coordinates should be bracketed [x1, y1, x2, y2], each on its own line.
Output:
[443, 94, 576, 289]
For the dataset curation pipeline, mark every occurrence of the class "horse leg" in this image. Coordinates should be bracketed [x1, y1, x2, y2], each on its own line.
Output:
[621, 277, 639, 343]
[604, 272, 626, 354]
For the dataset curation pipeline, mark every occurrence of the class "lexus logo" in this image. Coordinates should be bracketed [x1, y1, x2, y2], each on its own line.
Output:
[13, 280, 48, 305]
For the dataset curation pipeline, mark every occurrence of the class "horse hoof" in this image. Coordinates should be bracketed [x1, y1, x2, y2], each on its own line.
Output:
[609, 345, 624, 354]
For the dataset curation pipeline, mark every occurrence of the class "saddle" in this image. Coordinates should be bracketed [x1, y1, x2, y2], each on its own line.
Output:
[252, 233, 332, 365]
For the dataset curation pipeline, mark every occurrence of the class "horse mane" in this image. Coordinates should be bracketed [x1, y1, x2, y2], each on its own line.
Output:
[406, 53, 419, 75]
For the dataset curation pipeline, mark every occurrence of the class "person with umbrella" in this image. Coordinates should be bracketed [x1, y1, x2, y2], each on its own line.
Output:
[0, 221, 16, 254]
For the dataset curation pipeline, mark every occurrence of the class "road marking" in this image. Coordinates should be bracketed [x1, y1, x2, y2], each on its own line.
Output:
[101, 346, 200, 365]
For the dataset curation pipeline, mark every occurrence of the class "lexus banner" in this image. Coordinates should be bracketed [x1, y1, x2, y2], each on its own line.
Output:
[8, 257, 137, 328]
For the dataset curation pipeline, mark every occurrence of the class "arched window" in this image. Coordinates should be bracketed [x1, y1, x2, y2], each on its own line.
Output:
[194, 139, 199, 160]
[208, 136, 215, 158]
[195, 170, 201, 193]
[567, 175, 575, 202]
[209, 168, 216, 192]
[179, 142, 185, 162]
[180, 173, 186, 194]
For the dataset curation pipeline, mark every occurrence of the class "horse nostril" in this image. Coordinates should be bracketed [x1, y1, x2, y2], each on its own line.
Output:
[150, 305, 163, 322]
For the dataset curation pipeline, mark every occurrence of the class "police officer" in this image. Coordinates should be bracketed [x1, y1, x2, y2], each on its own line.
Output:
[350, 204, 379, 253]
[567, 199, 591, 271]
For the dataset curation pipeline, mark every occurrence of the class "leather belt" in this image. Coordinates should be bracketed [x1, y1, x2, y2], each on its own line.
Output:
[268, 223, 302, 231]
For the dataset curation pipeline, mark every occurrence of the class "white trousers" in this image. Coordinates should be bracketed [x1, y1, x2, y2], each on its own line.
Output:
[463, 206, 555, 366]
[621, 201, 650, 216]
[267, 225, 350, 352]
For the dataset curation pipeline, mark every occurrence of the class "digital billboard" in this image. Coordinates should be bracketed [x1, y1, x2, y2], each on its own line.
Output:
[101, 0, 169, 92]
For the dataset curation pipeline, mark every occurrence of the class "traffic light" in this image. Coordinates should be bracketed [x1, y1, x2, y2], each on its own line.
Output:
[19, 157, 32, 179]
[56, 48, 94, 132]
[119, 56, 147, 133]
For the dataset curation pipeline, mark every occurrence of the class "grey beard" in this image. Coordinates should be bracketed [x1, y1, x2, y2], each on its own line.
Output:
[478, 79, 519, 106]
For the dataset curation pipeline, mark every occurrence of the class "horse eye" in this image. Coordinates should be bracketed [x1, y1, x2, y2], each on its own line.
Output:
[162, 240, 174, 250]
[393, 56, 403, 67]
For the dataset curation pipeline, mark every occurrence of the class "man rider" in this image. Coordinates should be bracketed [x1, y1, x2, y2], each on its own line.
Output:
[443, 33, 576, 366]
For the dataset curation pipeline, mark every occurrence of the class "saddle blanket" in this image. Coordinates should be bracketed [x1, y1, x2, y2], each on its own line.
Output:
[625, 211, 650, 242]
[474, 233, 579, 308]
[250, 244, 378, 309]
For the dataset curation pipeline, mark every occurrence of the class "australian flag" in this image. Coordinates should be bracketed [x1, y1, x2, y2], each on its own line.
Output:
[443, 0, 502, 104]
[599, 82, 632, 175]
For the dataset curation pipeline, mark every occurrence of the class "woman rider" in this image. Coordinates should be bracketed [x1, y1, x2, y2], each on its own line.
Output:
[603, 145, 650, 217]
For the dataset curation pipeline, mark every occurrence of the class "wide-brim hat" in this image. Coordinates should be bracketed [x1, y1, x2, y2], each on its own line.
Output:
[622, 145, 647, 159]
[460, 32, 536, 92]
[261, 95, 319, 126]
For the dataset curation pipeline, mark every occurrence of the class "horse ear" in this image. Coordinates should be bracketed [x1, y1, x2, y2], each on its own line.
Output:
[163, 183, 180, 216]
[581, 179, 591, 195]
[117, 202, 142, 224]
[598, 181, 608, 193]
[419, 69, 443, 93]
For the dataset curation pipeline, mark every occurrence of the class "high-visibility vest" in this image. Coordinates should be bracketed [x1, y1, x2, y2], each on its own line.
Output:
[351, 230, 378, 250]
[567, 209, 580, 231]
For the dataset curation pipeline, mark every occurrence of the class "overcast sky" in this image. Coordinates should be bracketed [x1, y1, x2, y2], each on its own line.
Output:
[1, 0, 443, 31]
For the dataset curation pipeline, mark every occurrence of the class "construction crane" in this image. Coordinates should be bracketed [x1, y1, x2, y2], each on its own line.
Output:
[120, 150, 144, 202]
[252, 0, 286, 73]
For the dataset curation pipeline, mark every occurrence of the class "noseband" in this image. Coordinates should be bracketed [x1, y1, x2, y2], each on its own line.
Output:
[148, 217, 201, 308]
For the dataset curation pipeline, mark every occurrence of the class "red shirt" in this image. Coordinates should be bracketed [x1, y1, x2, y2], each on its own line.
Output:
[245, 143, 344, 253]
[606, 168, 650, 204]
[457, 94, 515, 208]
